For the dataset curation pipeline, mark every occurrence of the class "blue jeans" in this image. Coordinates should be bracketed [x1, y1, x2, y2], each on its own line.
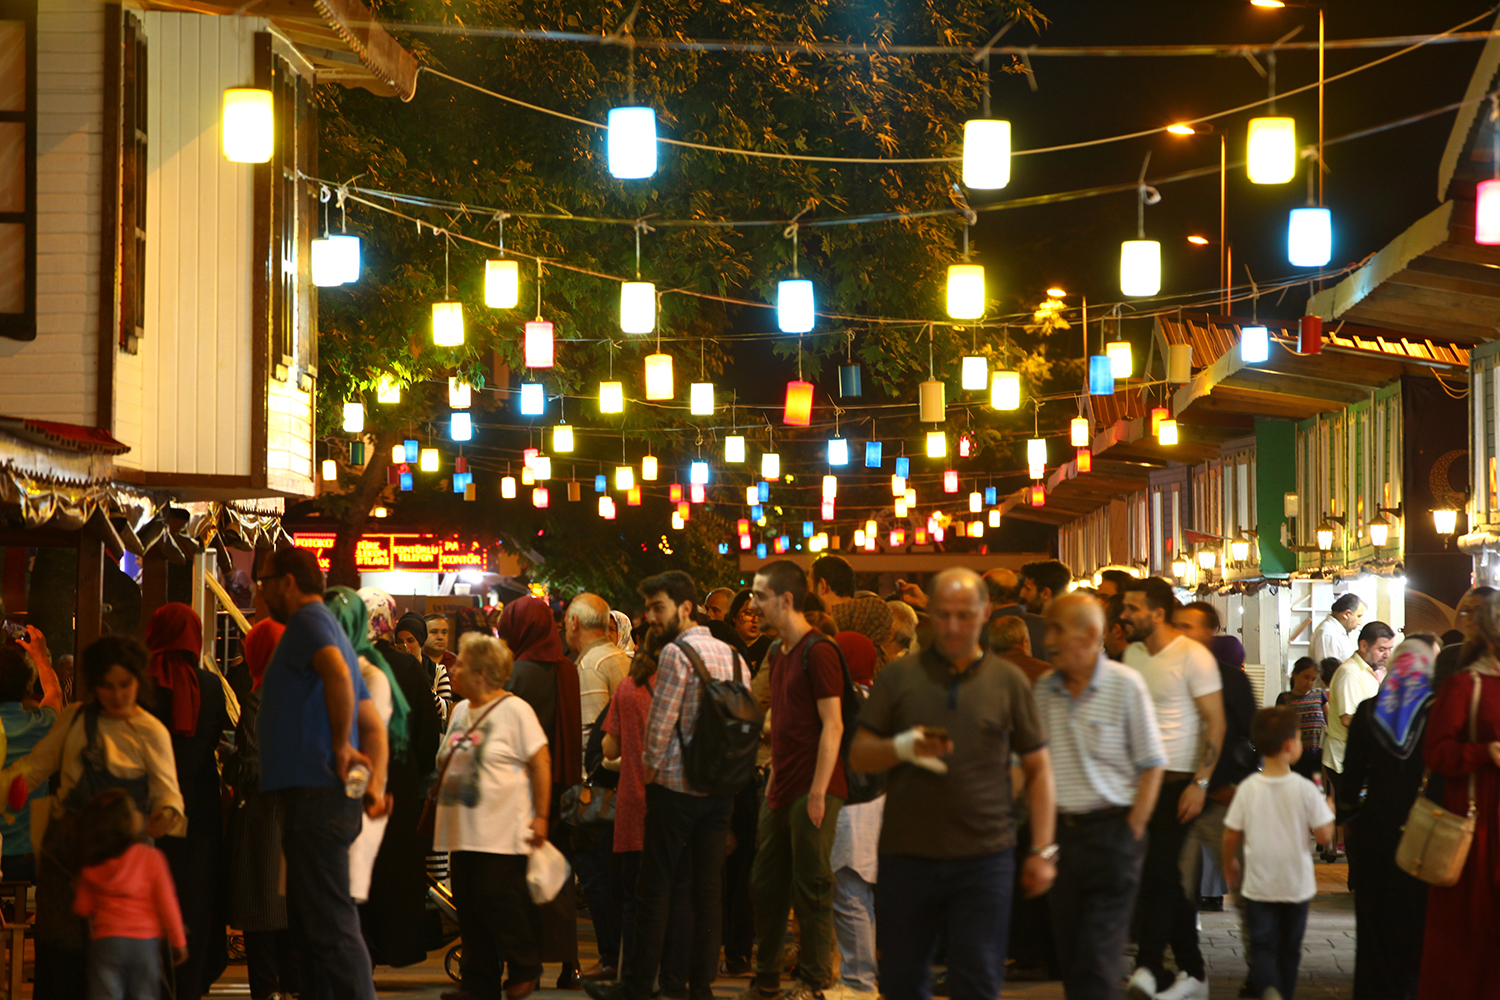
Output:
[875, 851, 1014, 1000]
[87, 937, 161, 1000]
[1245, 899, 1309, 1000]
[279, 787, 375, 1000]
[833, 868, 877, 993]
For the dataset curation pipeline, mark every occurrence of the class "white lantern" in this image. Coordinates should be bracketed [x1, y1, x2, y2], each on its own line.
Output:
[607, 106, 658, 179]
[520, 382, 544, 415]
[321, 458, 337, 482]
[599, 381, 625, 413]
[312, 235, 360, 287]
[1168, 343, 1192, 384]
[947, 265, 986, 320]
[615, 465, 635, 491]
[762, 453, 780, 480]
[960, 356, 988, 391]
[689, 382, 714, 416]
[823, 475, 838, 500]
[962, 119, 1011, 190]
[448, 378, 472, 409]
[450, 412, 473, 442]
[1120, 241, 1161, 297]
[432, 302, 465, 347]
[222, 88, 273, 163]
[969, 491, 982, 513]
[1241, 325, 1270, 364]
[690, 461, 709, 485]
[532, 456, 551, 481]
[641, 456, 659, 481]
[376, 378, 401, 404]
[926, 431, 947, 458]
[991, 371, 1021, 410]
[621, 281, 656, 333]
[1106, 340, 1132, 377]
[502, 476, 517, 499]
[341, 402, 364, 433]
[1158, 419, 1180, 446]
[1247, 117, 1297, 185]
[1478, 180, 1500, 245]
[644, 353, 674, 400]
[1287, 207, 1332, 267]
[778, 279, 815, 333]
[988, 508, 1001, 528]
[828, 439, 849, 466]
[1028, 438, 1047, 467]
[485, 259, 520, 308]
[725, 435, 746, 463]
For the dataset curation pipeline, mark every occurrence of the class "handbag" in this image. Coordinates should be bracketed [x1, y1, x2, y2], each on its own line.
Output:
[417, 696, 505, 846]
[559, 763, 616, 829]
[1396, 669, 1482, 887]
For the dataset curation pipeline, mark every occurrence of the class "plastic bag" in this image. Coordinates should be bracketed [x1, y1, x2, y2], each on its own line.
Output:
[526, 839, 570, 904]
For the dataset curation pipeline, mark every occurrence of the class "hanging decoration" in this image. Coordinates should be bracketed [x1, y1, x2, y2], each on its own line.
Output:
[448, 378, 472, 409]
[1071, 416, 1089, 447]
[1288, 207, 1332, 267]
[533, 487, 550, 508]
[451, 412, 473, 441]
[926, 431, 947, 458]
[520, 382, 545, 415]
[1167, 343, 1192, 383]
[991, 370, 1022, 410]
[778, 221, 815, 333]
[1158, 418, 1180, 445]
[1241, 325, 1270, 364]
[621, 222, 657, 332]
[840, 332, 862, 398]
[1106, 338, 1132, 377]
[1247, 116, 1296, 184]
[690, 382, 714, 415]
[1076, 447, 1092, 473]
[341, 402, 364, 433]
[645, 353, 674, 400]
[642, 455, 659, 481]
[1121, 156, 1162, 297]
[221, 88, 273, 163]
[376, 377, 401, 404]
[502, 475, 518, 498]
[1151, 406, 1170, 437]
[607, 99, 658, 180]
[553, 422, 574, 452]
[432, 234, 465, 346]
[962, 63, 1010, 190]
[961, 355, 988, 391]
[725, 435, 746, 463]
[828, 438, 849, 466]
[865, 441, 882, 468]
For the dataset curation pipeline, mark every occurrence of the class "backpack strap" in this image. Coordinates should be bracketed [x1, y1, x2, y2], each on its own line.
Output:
[799, 632, 855, 693]
[673, 637, 747, 686]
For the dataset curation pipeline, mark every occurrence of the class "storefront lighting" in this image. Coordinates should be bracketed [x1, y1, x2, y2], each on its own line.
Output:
[1433, 508, 1460, 536]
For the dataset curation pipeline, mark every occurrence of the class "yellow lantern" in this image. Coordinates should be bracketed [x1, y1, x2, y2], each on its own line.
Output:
[961, 356, 988, 392]
[895, 498, 908, 517]
[926, 432, 947, 458]
[1120, 241, 1162, 297]
[1247, 116, 1297, 185]
[321, 459, 337, 482]
[991, 370, 1022, 410]
[919, 380, 945, 423]
[946, 265, 986, 320]
[1106, 340, 1132, 377]
[448, 378, 472, 409]
[1231, 537, 1252, 562]
[376, 377, 401, 404]
[553, 424, 574, 453]
[221, 88, 273, 163]
[969, 491, 982, 513]
[905, 488, 917, 507]
[1158, 419, 1179, 446]
[1316, 521, 1335, 551]
[1071, 417, 1089, 448]
[1433, 508, 1460, 535]
[501, 476, 517, 499]
[988, 508, 1001, 528]
[615, 466, 635, 491]
[690, 383, 714, 416]
[962, 119, 1011, 190]
[762, 453, 781, 480]
[645, 353, 674, 400]
[432, 301, 465, 347]
[641, 456, 659, 481]
[891, 475, 906, 496]
[621, 282, 657, 334]
[1198, 550, 1217, 570]
[599, 381, 625, 414]
[485, 259, 520, 308]
[532, 456, 551, 481]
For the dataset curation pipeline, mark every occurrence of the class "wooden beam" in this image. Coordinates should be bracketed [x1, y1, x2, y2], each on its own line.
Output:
[75, 539, 104, 663]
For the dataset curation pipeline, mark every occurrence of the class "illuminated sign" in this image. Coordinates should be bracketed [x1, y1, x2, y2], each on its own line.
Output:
[291, 533, 486, 574]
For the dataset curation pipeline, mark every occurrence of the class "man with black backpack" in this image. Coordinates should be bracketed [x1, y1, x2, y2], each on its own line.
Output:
[744, 560, 847, 1000]
[585, 571, 747, 1000]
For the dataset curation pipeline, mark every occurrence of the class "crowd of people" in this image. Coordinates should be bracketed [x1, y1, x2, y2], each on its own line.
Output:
[1, 552, 1498, 1000]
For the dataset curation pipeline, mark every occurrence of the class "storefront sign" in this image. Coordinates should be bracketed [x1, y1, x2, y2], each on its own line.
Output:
[291, 533, 485, 574]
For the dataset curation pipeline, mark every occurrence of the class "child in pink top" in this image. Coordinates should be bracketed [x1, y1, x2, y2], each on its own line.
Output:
[73, 789, 187, 1000]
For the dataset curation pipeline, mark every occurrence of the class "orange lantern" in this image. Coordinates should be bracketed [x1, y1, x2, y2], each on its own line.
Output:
[783, 381, 814, 426]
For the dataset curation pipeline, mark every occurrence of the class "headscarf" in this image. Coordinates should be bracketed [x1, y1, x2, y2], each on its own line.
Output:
[832, 597, 895, 665]
[455, 607, 493, 641]
[1209, 635, 1247, 673]
[1372, 637, 1438, 760]
[326, 586, 411, 760]
[395, 611, 428, 647]
[499, 596, 580, 791]
[834, 631, 878, 687]
[242, 618, 284, 692]
[610, 610, 636, 653]
[356, 587, 397, 641]
[146, 603, 203, 736]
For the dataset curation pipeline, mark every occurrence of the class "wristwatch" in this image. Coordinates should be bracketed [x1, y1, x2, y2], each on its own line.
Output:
[1029, 843, 1059, 862]
[1195, 778, 1210, 791]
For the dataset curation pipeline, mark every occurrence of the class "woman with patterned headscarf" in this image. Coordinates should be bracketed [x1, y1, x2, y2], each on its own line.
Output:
[608, 609, 635, 653]
[831, 596, 895, 671]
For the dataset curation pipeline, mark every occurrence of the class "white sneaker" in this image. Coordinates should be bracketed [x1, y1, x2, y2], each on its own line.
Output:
[1125, 967, 1159, 1000]
[1156, 972, 1209, 1000]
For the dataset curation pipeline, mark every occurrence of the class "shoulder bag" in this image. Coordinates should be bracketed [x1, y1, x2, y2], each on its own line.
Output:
[1395, 669, 1482, 886]
[416, 696, 506, 847]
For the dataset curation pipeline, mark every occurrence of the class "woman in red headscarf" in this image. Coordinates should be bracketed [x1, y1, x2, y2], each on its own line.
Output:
[144, 603, 231, 1000]
[497, 596, 582, 987]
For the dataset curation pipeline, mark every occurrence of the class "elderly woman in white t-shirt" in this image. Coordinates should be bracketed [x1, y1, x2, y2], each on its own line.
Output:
[437, 632, 551, 1000]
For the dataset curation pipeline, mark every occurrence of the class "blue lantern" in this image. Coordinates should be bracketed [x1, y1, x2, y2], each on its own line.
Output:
[756, 542, 769, 559]
[751, 504, 764, 521]
[985, 486, 998, 505]
[895, 456, 910, 479]
[839, 364, 862, 398]
[865, 441, 883, 468]
[802, 521, 814, 538]
[404, 439, 420, 463]
[1088, 355, 1114, 395]
[718, 543, 730, 555]
[399, 471, 413, 492]
[758, 481, 770, 503]
[594, 474, 607, 493]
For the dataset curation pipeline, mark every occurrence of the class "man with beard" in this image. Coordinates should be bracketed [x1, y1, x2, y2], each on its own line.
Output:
[1019, 561, 1072, 616]
[585, 571, 740, 1000]
[1118, 578, 1224, 1000]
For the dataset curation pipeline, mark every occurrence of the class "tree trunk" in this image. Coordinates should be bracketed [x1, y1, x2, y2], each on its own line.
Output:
[328, 427, 399, 588]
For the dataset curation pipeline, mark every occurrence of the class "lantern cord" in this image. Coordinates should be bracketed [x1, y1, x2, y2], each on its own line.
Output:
[1492, 94, 1500, 181]
[927, 324, 935, 379]
[1135, 153, 1161, 240]
[318, 185, 331, 238]
[1246, 264, 1259, 321]
[627, 33, 636, 104]
[634, 220, 643, 278]
[798, 335, 803, 381]
[443, 232, 451, 297]
[493, 210, 510, 253]
[536, 258, 544, 320]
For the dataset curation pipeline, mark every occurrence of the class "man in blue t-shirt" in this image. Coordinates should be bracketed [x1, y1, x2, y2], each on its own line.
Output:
[256, 547, 385, 1000]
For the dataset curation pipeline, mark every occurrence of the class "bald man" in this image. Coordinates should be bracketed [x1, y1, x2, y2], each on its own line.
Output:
[850, 568, 1056, 1000]
[1036, 594, 1166, 1000]
[704, 587, 736, 621]
[986, 568, 1049, 664]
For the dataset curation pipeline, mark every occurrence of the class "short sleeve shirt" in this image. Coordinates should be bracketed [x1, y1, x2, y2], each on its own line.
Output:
[433, 695, 549, 855]
[1123, 635, 1222, 773]
[258, 601, 372, 791]
[858, 648, 1044, 859]
[767, 632, 847, 809]
[1324, 654, 1380, 773]
[0, 704, 55, 856]
[1225, 771, 1334, 902]
[1035, 656, 1167, 813]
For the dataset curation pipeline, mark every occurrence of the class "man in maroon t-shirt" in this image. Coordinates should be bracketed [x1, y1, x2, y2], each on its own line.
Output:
[745, 560, 846, 1000]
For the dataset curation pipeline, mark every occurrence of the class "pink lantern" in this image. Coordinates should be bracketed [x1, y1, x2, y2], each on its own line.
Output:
[1479, 179, 1500, 244]
[524, 321, 555, 368]
[690, 482, 706, 504]
[943, 470, 959, 493]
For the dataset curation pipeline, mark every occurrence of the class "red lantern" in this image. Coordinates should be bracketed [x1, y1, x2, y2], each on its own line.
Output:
[669, 483, 683, 503]
[739, 534, 752, 550]
[677, 502, 691, 521]
[532, 487, 550, 508]
[1299, 315, 1323, 355]
[783, 381, 814, 426]
[1076, 447, 1092, 473]
[1150, 407, 1169, 437]
[737, 518, 751, 535]
[1030, 484, 1046, 507]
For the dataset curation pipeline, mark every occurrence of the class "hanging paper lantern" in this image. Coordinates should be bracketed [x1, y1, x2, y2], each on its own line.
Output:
[321, 458, 337, 482]
[221, 88, 273, 163]
[687, 461, 707, 485]
[391, 444, 406, 465]
[532, 456, 551, 480]
[641, 456, 659, 481]
[520, 382, 544, 415]
[642, 354, 673, 400]
[670, 483, 685, 503]
[745, 485, 759, 505]
[607, 106, 658, 179]
[599, 496, 617, 519]
[1106, 340, 1132, 377]
[399, 471, 413, 491]
[672, 512, 685, 530]
[762, 453, 780, 480]
[926, 432, 947, 458]
[821, 499, 835, 520]
[524, 321, 554, 369]
[991, 370, 1022, 410]
[725, 435, 746, 463]
[451, 412, 473, 442]
[502, 476, 517, 498]
[689, 383, 714, 415]
[1158, 419, 1180, 445]
[679, 500, 694, 517]
[739, 535, 753, 551]
[828, 438, 849, 466]
[960, 356, 988, 392]
[968, 491, 982, 513]
[448, 378, 472, 409]
[822, 475, 838, 500]
[784, 381, 814, 426]
[627, 487, 642, 507]
[947, 266, 986, 320]
[1241, 325, 1270, 364]
[594, 474, 607, 493]
[523, 448, 539, 468]
[376, 377, 401, 404]
[895, 457, 910, 478]
[891, 474, 906, 496]
[349, 442, 365, 466]
[919, 380, 945, 423]
[1076, 447, 1092, 473]
[1027, 438, 1047, 468]
[1030, 484, 1046, 507]
[452, 472, 471, 494]
[1151, 406, 1170, 436]
[1120, 241, 1162, 297]
[915, 528, 928, 545]
[943, 470, 959, 494]
[615, 465, 635, 490]
[1299, 315, 1323, 355]
[405, 440, 420, 463]
[778, 279, 815, 333]
[962, 119, 1011, 190]
[853, 529, 867, 548]
[989, 508, 1001, 528]
[533, 487, 550, 508]
[1247, 116, 1296, 185]
[895, 497, 908, 517]
[312, 236, 360, 287]
[567, 481, 582, 502]
[1071, 417, 1089, 447]
[1029, 462, 1045, 481]
[553, 423, 574, 452]
[959, 435, 972, 458]
[341, 402, 364, 433]
[1168, 343, 1192, 383]
[840, 364, 863, 398]
[1088, 355, 1114, 395]
[521, 467, 535, 486]
[1288, 207, 1332, 267]
[432, 301, 465, 346]
[969, 521, 985, 539]
[485, 259, 520, 308]
[890, 528, 906, 548]
[799, 521, 813, 539]
[599, 381, 625, 413]
[620, 281, 657, 334]
[1478, 179, 1500, 244]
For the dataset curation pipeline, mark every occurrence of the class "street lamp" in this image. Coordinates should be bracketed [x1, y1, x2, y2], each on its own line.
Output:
[1433, 508, 1460, 537]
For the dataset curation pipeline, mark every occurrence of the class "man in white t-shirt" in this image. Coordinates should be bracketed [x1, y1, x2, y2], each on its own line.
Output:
[1310, 593, 1363, 669]
[1322, 621, 1395, 802]
[1120, 577, 1225, 1000]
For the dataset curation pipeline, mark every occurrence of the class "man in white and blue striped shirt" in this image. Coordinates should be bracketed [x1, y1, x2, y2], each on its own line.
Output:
[1036, 593, 1167, 1000]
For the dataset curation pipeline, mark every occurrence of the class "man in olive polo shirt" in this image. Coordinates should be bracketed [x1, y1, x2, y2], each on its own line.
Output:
[849, 568, 1056, 1000]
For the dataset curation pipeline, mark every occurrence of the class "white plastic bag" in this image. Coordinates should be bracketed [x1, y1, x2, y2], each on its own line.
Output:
[526, 839, 570, 904]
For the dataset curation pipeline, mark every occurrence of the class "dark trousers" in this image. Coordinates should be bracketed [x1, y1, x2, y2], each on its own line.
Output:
[751, 793, 843, 992]
[451, 852, 542, 998]
[1051, 813, 1147, 1000]
[245, 930, 300, 1000]
[1008, 819, 1060, 978]
[574, 825, 622, 969]
[615, 850, 692, 990]
[1245, 899, 1309, 1000]
[620, 785, 732, 1000]
[721, 780, 760, 967]
[876, 850, 1014, 1000]
[1134, 777, 1203, 991]
[280, 787, 375, 1000]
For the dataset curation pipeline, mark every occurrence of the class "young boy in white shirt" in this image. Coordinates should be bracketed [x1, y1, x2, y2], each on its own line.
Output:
[1224, 706, 1335, 1000]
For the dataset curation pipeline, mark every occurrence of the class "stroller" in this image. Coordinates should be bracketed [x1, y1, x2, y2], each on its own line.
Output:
[428, 873, 463, 982]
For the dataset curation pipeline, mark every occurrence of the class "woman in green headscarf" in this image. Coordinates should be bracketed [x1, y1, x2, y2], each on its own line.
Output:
[325, 585, 444, 968]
